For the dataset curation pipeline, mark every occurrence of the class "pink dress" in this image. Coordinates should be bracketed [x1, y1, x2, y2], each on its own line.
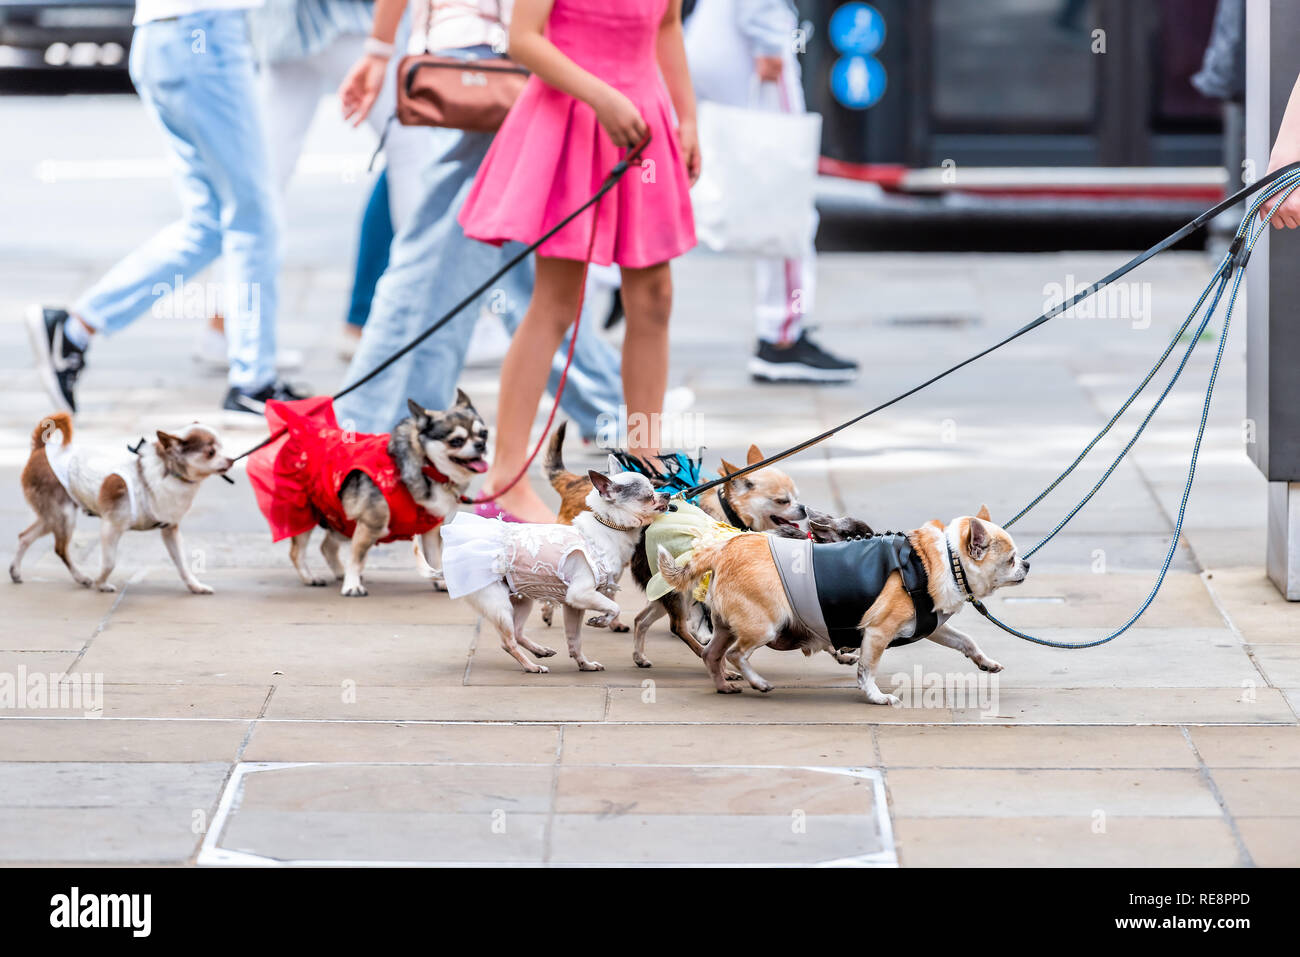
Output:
[457, 0, 696, 268]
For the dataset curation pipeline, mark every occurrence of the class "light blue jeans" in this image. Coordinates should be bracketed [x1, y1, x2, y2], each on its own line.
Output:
[336, 46, 624, 436]
[74, 11, 279, 392]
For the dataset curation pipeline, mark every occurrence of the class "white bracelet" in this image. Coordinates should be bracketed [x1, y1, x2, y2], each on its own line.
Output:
[363, 36, 396, 59]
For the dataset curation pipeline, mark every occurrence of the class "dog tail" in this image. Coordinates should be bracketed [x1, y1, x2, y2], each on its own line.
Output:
[656, 536, 729, 596]
[32, 413, 73, 451]
[545, 420, 575, 491]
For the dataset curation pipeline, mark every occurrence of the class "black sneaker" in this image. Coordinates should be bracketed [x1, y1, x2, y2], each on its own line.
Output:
[749, 329, 860, 384]
[26, 305, 86, 413]
[222, 380, 310, 426]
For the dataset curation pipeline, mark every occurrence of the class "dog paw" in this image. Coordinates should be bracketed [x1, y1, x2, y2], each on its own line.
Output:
[306, 578, 328, 587]
[866, 692, 901, 707]
[96, 582, 116, 593]
[976, 658, 1004, 673]
[716, 684, 743, 694]
[633, 655, 653, 668]
[533, 645, 557, 658]
[577, 660, 605, 672]
[341, 584, 368, 598]
[8, 567, 19, 584]
[724, 670, 743, 681]
[609, 621, 630, 633]
[523, 663, 550, 674]
[187, 582, 214, 595]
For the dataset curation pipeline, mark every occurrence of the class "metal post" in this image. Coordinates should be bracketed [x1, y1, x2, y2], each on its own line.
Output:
[1246, 0, 1300, 598]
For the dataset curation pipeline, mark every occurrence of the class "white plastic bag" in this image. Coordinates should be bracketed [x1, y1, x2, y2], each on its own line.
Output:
[690, 87, 822, 259]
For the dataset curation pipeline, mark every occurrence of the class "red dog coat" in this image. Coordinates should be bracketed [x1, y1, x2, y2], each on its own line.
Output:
[247, 396, 448, 544]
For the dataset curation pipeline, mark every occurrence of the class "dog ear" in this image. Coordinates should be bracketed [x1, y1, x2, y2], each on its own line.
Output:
[719, 458, 738, 477]
[746, 444, 764, 466]
[155, 431, 180, 451]
[454, 388, 474, 409]
[926, 518, 945, 530]
[605, 453, 621, 476]
[976, 504, 992, 521]
[407, 398, 428, 421]
[966, 516, 990, 561]
[587, 470, 613, 498]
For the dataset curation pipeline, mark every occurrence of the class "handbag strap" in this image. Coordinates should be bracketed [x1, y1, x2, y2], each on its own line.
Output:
[422, 0, 507, 54]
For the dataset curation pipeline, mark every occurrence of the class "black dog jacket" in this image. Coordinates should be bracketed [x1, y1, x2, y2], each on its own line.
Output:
[767, 534, 949, 650]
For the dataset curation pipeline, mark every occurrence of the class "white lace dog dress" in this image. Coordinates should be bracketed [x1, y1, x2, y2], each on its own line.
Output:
[440, 512, 619, 602]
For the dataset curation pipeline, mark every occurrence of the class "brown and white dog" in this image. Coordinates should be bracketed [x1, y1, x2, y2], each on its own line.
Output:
[11, 413, 232, 593]
[698, 446, 806, 533]
[656, 506, 1028, 705]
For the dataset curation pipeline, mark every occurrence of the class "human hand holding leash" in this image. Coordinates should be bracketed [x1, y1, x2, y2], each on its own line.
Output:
[594, 87, 649, 148]
[1261, 73, 1300, 228]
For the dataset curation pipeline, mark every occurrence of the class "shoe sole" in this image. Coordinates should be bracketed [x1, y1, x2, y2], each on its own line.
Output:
[25, 304, 72, 415]
[748, 357, 859, 384]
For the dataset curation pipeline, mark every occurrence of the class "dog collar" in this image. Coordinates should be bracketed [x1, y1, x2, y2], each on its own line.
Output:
[946, 538, 977, 602]
[718, 487, 750, 531]
[590, 512, 641, 532]
[422, 463, 454, 486]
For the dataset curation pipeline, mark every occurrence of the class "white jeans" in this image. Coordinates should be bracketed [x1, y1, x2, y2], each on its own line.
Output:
[686, 0, 816, 345]
[261, 32, 368, 191]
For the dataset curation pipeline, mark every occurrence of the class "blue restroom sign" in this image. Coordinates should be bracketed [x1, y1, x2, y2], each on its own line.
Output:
[829, 2, 885, 56]
[828, 4, 886, 109]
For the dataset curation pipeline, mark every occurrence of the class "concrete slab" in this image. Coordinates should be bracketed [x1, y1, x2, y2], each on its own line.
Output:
[876, 725, 1198, 768]
[1209, 769, 1300, 818]
[242, 721, 561, 764]
[885, 768, 1223, 817]
[262, 684, 608, 722]
[559, 723, 876, 767]
[200, 762, 894, 866]
[0, 719, 249, 762]
[893, 816, 1242, 867]
[949, 687, 1296, 724]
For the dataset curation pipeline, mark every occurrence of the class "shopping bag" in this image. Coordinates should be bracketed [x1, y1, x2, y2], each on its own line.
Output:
[690, 90, 822, 259]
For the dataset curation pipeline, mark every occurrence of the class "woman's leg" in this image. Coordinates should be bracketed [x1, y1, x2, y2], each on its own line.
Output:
[482, 255, 587, 522]
[618, 262, 673, 460]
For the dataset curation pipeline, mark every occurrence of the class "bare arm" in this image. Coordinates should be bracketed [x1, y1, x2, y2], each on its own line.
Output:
[656, 0, 700, 183]
[337, 0, 406, 127]
[1262, 72, 1300, 228]
[509, 0, 648, 147]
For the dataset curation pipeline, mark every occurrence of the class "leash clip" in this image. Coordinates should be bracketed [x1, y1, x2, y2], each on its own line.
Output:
[1220, 233, 1252, 280]
[127, 438, 146, 455]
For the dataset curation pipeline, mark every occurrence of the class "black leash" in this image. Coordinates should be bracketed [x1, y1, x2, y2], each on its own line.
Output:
[679, 161, 1300, 499]
[230, 133, 653, 466]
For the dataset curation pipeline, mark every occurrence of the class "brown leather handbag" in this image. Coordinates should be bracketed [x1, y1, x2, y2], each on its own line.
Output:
[395, 1, 529, 133]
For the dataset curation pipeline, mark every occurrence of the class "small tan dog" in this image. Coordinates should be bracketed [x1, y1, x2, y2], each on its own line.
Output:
[11, 413, 232, 593]
[697, 446, 806, 532]
[656, 507, 1028, 705]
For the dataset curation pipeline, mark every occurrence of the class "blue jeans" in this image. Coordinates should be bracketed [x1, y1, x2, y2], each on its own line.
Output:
[336, 84, 624, 436]
[74, 11, 279, 391]
[346, 170, 392, 328]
